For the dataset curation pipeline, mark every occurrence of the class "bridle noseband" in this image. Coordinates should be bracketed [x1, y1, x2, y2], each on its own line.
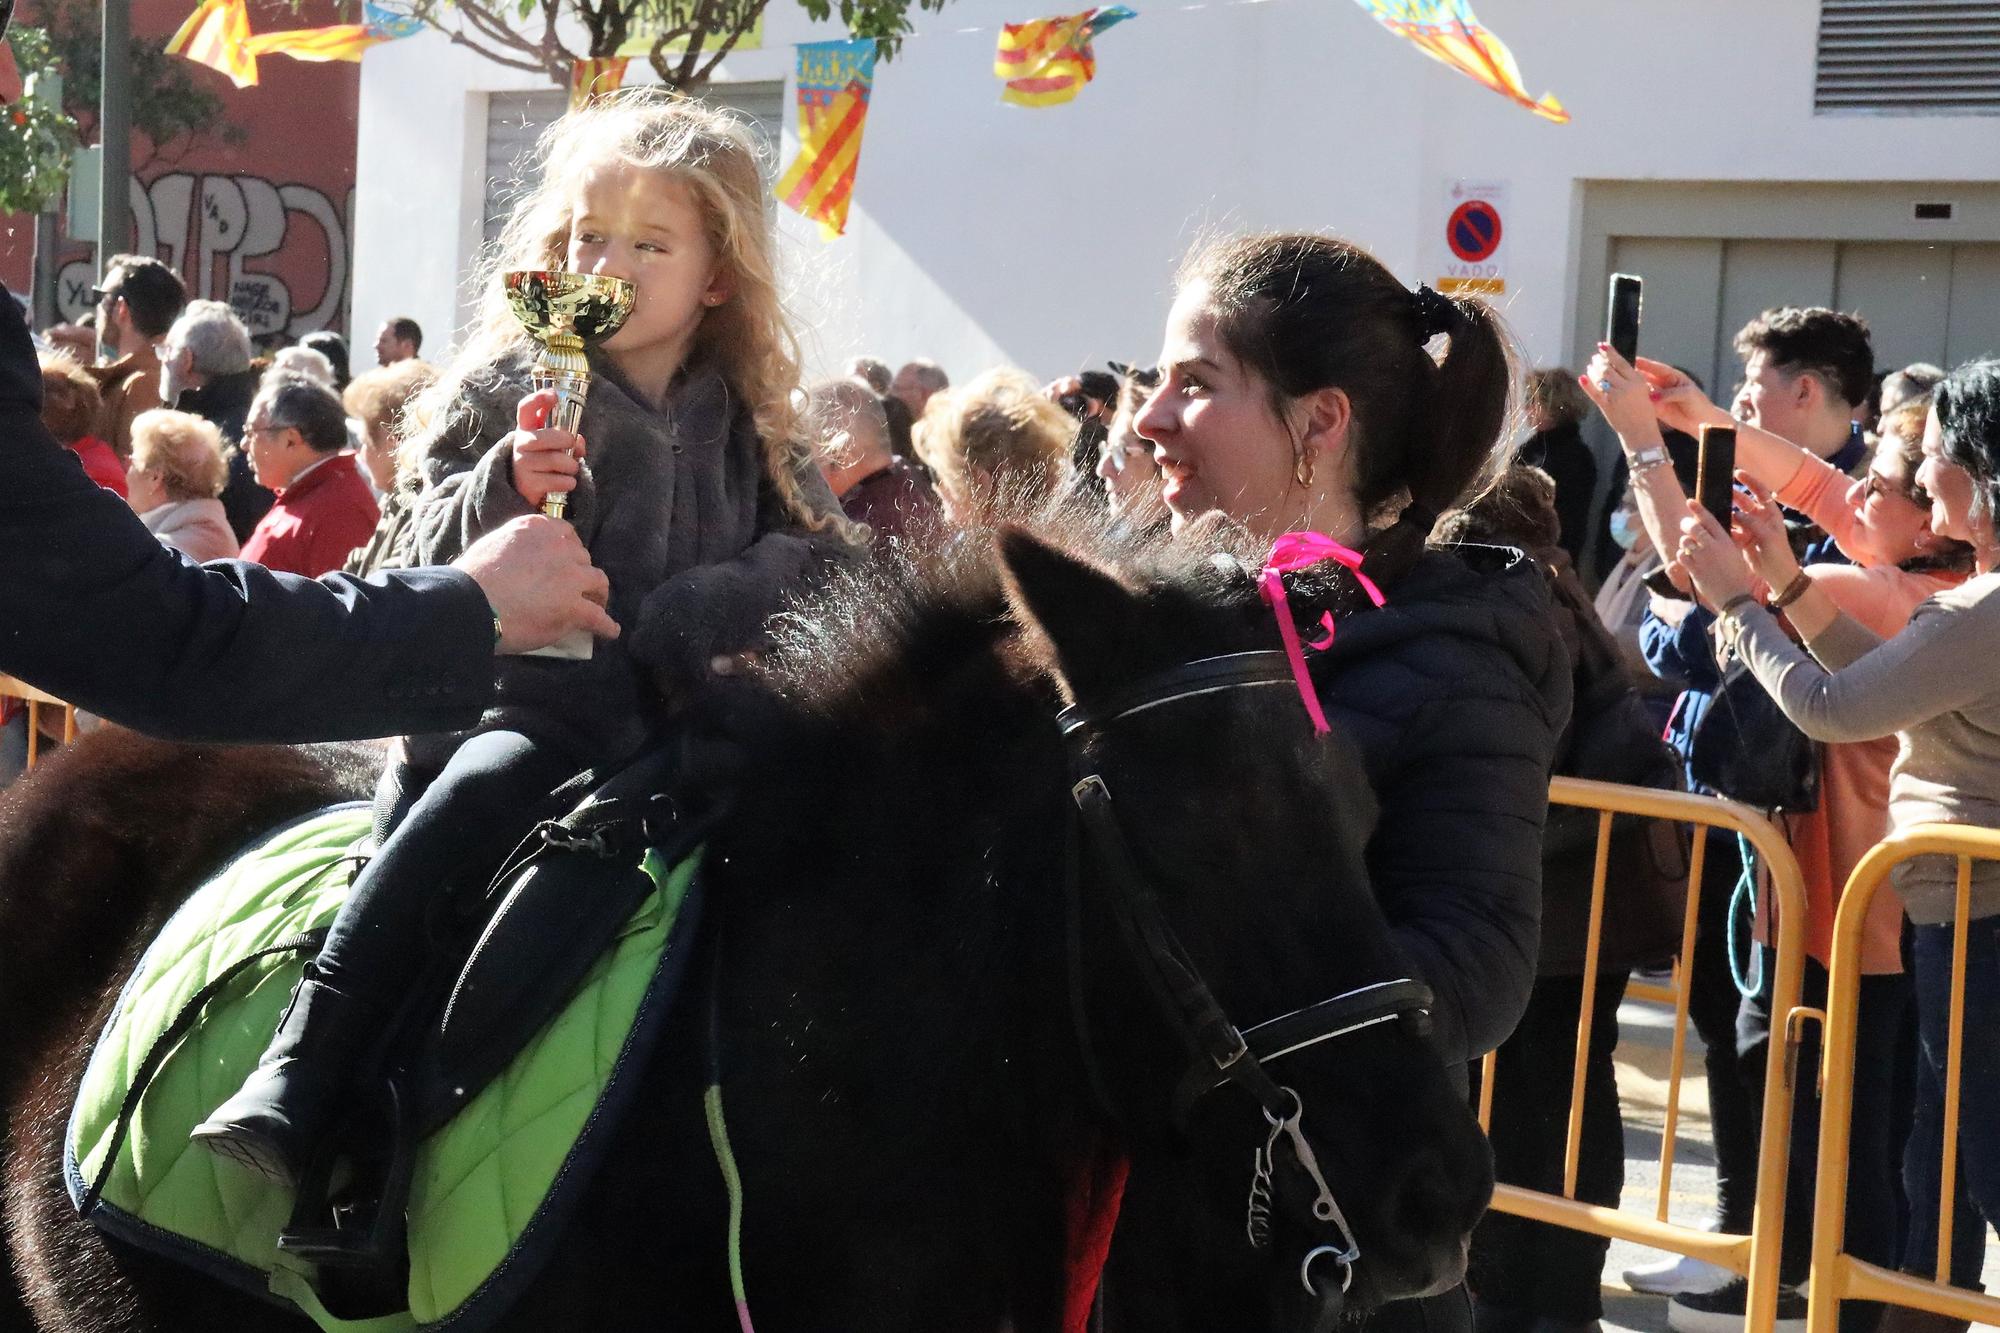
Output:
[1056, 649, 1435, 1315]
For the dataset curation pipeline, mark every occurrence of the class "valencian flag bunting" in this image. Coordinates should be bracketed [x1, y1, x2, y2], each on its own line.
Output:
[774, 38, 876, 240]
[164, 0, 257, 88]
[167, 0, 420, 84]
[1351, 0, 1566, 123]
[993, 4, 1134, 107]
[570, 55, 631, 109]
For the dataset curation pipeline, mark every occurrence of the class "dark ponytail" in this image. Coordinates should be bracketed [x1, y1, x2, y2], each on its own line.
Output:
[1180, 232, 1518, 523]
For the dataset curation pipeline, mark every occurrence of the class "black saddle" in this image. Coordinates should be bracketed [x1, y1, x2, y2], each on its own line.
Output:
[282, 739, 727, 1282]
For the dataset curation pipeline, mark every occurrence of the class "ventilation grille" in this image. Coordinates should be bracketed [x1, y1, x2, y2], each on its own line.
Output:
[1815, 0, 2000, 115]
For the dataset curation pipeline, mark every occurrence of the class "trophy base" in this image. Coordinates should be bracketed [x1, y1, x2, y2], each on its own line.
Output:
[524, 629, 594, 660]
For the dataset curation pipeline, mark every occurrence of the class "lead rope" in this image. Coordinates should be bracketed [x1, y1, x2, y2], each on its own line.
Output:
[703, 928, 757, 1333]
[703, 1085, 754, 1333]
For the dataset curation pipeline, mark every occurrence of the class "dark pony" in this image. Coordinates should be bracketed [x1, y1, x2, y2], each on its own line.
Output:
[1, 516, 1492, 1332]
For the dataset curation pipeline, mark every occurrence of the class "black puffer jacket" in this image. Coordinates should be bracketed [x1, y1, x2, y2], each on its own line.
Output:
[1304, 525, 1572, 1066]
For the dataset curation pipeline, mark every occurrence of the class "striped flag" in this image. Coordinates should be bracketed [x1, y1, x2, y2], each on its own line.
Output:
[1350, 0, 1567, 123]
[994, 6, 1133, 108]
[570, 56, 630, 110]
[242, 23, 391, 63]
[774, 39, 876, 239]
[164, 0, 258, 88]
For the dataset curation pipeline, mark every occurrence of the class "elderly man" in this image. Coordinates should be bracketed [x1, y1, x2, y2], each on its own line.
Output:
[890, 358, 948, 420]
[161, 299, 273, 539]
[89, 255, 187, 459]
[809, 377, 940, 547]
[374, 316, 423, 367]
[239, 375, 380, 577]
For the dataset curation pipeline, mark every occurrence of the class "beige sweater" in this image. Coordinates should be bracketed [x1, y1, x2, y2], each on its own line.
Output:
[1730, 571, 2000, 924]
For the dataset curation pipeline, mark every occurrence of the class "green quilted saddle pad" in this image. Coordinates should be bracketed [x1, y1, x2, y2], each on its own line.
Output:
[66, 804, 700, 1332]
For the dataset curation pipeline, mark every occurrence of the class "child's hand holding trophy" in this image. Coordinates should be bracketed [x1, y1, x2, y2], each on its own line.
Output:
[503, 270, 635, 657]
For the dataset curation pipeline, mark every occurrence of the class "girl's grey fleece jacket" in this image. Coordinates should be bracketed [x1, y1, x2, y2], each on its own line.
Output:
[408, 350, 861, 769]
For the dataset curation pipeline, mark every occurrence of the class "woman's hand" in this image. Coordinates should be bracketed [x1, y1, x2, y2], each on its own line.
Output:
[505, 389, 586, 509]
[1675, 500, 1757, 609]
[1730, 471, 1800, 593]
[1634, 357, 1732, 437]
[1578, 344, 1663, 448]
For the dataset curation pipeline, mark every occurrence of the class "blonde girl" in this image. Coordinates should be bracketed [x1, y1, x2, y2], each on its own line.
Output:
[194, 89, 858, 1190]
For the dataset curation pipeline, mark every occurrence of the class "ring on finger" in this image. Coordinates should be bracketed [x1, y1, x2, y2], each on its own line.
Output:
[1596, 378, 1613, 393]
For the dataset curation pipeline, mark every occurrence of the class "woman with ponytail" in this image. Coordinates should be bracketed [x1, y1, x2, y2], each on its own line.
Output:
[1108, 233, 1571, 1333]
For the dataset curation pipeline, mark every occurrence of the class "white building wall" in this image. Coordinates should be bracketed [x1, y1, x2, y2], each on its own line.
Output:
[354, 0, 2000, 381]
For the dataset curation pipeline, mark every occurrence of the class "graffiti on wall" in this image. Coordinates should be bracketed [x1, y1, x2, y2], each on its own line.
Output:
[54, 171, 353, 339]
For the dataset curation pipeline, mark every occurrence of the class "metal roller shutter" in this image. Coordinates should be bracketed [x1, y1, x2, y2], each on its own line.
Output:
[1814, 0, 2000, 115]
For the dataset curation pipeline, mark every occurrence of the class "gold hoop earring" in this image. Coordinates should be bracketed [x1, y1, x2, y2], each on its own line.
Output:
[1294, 448, 1316, 489]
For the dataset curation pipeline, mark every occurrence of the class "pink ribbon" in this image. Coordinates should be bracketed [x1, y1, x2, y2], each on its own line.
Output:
[1259, 532, 1386, 735]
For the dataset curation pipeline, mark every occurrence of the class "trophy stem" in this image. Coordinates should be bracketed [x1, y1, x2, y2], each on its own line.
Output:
[533, 328, 590, 522]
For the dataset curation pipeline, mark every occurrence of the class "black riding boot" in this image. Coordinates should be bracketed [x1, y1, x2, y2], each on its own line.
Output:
[189, 966, 382, 1187]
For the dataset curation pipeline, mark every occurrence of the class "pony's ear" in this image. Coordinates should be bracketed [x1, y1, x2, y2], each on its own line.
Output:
[997, 526, 1141, 701]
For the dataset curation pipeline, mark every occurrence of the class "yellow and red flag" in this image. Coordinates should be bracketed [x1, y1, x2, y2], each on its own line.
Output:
[774, 38, 876, 240]
[570, 56, 630, 109]
[165, 0, 257, 89]
[994, 5, 1133, 108]
[1351, 0, 1566, 123]
[242, 24, 391, 63]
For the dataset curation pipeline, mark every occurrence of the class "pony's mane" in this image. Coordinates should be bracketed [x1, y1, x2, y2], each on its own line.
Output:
[757, 498, 1260, 718]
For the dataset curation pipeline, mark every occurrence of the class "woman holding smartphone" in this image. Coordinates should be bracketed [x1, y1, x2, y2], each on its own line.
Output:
[1676, 362, 2000, 1316]
[1584, 346, 1967, 1330]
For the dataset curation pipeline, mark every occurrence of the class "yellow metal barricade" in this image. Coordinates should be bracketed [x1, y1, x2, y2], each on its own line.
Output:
[0, 672, 77, 770]
[1807, 825, 2000, 1333]
[1477, 777, 1809, 1333]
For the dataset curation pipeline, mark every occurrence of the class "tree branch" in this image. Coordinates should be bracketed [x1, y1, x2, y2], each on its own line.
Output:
[434, 16, 552, 74]
[691, 0, 764, 84]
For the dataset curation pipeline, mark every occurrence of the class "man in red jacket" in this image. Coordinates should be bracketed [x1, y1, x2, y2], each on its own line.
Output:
[240, 373, 379, 576]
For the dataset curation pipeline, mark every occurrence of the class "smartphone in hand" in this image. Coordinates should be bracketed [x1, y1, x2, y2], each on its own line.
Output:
[1697, 424, 1738, 532]
[1642, 567, 1694, 603]
[1607, 274, 1643, 365]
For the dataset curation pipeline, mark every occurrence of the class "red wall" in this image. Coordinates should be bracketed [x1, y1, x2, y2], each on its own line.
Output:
[0, 0, 359, 338]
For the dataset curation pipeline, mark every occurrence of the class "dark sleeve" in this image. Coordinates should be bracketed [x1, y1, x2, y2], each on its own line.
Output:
[0, 296, 495, 743]
[1369, 682, 1560, 1064]
[413, 440, 546, 566]
[1640, 604, 1719, 690]
[627, 464, 862, 695]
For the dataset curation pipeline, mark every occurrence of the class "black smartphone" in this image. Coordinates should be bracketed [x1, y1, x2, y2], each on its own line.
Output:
[1697, 424, 1738, 532]
[1642, 568, 1693, 602]
[1606, 273, 1642, 365]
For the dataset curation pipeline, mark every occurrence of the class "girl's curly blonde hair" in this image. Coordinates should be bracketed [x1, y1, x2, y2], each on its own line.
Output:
[416, 87, 827, 528]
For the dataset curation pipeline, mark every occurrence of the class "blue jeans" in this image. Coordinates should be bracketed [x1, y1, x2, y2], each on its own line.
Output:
[1901, 916, 2000, 1289]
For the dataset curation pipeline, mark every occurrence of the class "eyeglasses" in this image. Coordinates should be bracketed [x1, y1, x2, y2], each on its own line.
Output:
[1864, 471, 1931, 510]
[89, 287, 117, 305]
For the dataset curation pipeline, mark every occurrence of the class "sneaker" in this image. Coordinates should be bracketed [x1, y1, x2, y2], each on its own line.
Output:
[1667, 1277, 1807, 1333]
[1622, 1249, 1734, 1296]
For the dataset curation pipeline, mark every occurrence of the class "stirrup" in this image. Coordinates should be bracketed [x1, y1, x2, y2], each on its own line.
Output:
[277, 1079, 415, 1270]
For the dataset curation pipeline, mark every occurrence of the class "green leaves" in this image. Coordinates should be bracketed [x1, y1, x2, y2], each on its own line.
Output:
[0, 26, 80, 214]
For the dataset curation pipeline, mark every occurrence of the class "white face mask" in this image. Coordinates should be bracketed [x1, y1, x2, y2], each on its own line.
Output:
[1609, 507, 1640, 551]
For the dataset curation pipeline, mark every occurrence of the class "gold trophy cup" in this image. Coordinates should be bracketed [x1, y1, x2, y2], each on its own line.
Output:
[503, 270, 636, 659]
[502, 269, 637, 521]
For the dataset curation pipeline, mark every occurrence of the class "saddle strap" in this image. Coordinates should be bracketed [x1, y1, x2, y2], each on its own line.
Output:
[79, 926, 333, 1217]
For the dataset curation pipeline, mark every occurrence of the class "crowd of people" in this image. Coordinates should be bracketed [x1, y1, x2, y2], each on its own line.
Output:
[9, 82, 2000, 1333]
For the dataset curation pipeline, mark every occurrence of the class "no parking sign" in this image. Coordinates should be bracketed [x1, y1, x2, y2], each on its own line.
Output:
[1435, 180, 1508, 297]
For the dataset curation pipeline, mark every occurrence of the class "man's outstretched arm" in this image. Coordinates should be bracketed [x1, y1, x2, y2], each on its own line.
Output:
[0, 295, 615, 744]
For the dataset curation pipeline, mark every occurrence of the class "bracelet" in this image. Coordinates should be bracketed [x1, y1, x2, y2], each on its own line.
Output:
[1626, 444, 1670, 474]
[1769, 569, 1812, 612]
[1719, 592, 1759, 620]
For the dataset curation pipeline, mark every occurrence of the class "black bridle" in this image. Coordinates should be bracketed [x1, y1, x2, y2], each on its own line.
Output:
[1057, 649, 1434, 1319]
